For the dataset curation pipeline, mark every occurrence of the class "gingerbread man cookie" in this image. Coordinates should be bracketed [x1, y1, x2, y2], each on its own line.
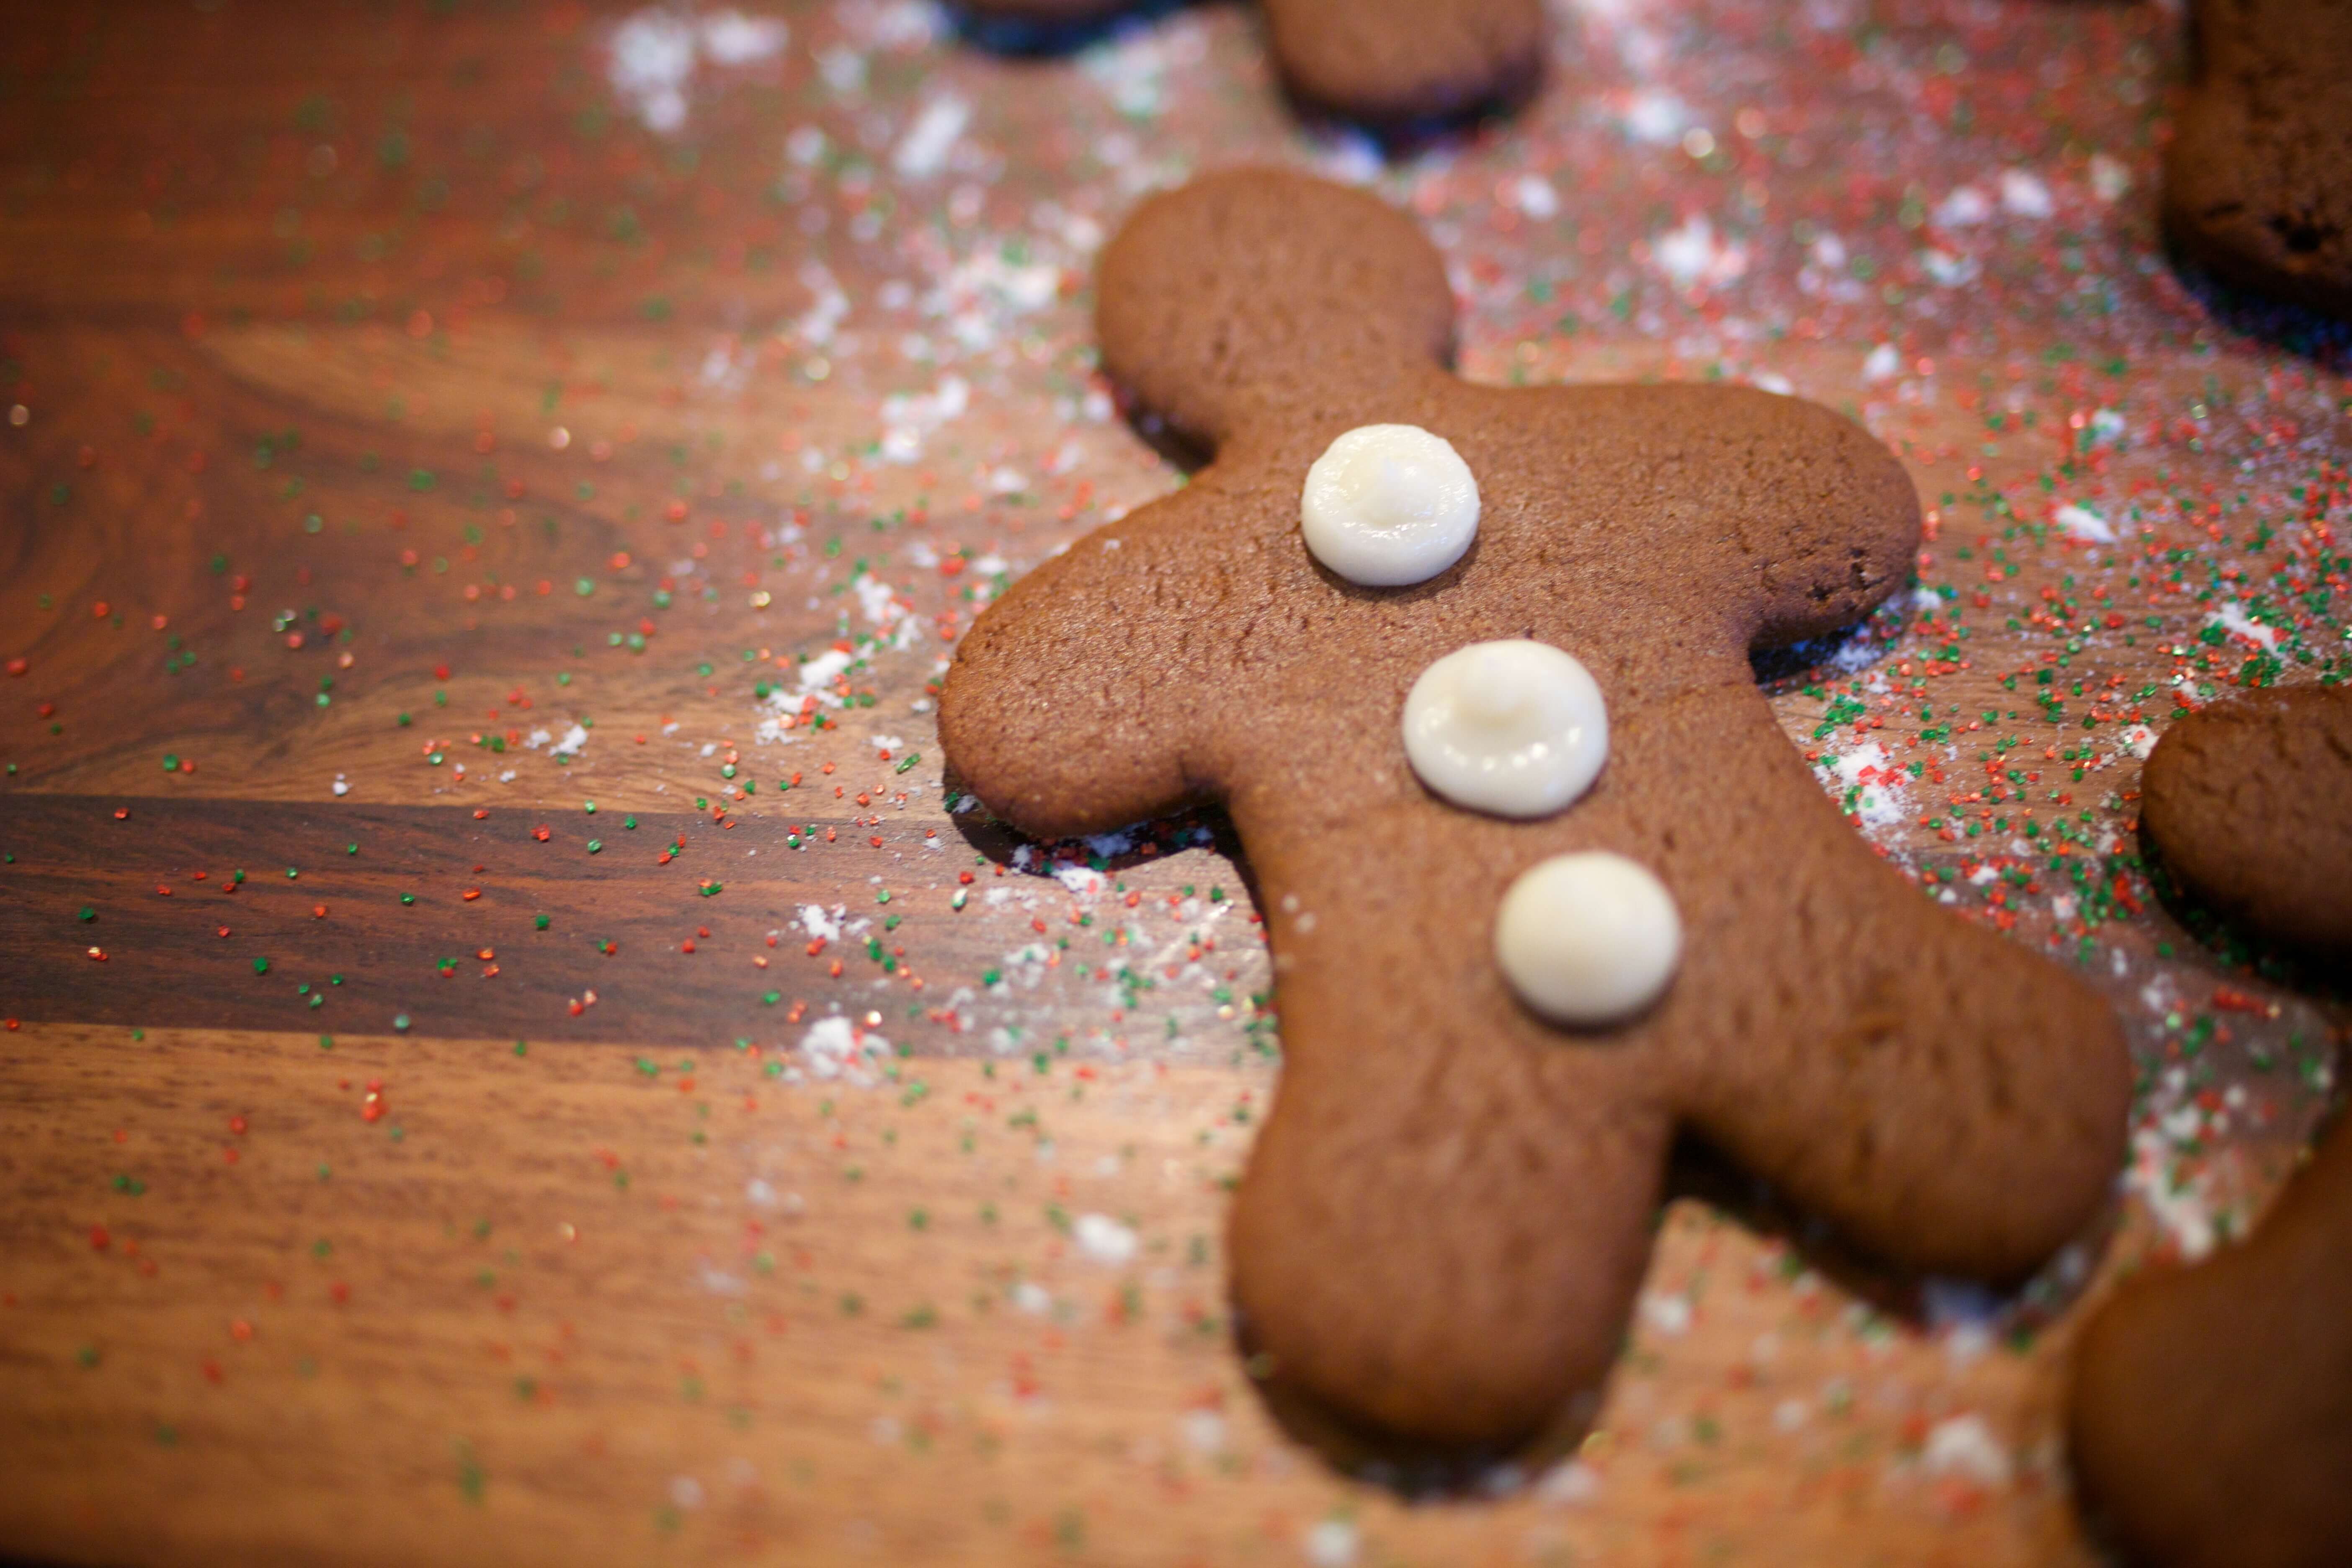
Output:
[2140, 685, 2352, 969]
[2070, 1112, 2352, 1568]
[2165, 0, 2352, 320]
[940, 170, 2132, 1448]
[959, 0, 1545, 127]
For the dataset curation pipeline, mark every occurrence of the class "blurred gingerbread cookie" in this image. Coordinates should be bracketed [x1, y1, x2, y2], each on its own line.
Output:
[2140, 685, 2352, 969]
[2165, 0, 2352, 319]
[2070, 1110, 2352, 1568]
[959, 0, 1545, 127]
[2070, 685, 2351, 1563]
[939, 169, 2132, 1450]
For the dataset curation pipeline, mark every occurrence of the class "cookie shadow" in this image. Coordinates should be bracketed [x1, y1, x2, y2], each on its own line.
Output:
[1749, 614, 1899, 693]
[2135, 823, 2349, 1000]
[2164, 250, 2352, 374]
[1115, 395, 1219, 477]
[1238, 1130, 2119, 1498]
[939, 766, 1259, 900]
[945, 0, 1205, 59]
[1272, 61, 1545, 164]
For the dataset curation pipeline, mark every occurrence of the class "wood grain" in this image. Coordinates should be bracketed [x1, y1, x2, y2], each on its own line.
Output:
[1, 1022, 2110, 1568]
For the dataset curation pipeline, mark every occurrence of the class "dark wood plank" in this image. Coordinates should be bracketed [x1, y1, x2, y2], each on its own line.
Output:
[0, 792, 1249, 1050]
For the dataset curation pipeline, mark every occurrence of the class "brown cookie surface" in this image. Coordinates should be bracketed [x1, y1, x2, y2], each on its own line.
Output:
[2069, 1114, 2352, 1568]
[939, 169, 2133, 1450]
[957, 0, 1545, 126]
[2164, 0, 2352, 319]
[2140, 685, 2352, 966]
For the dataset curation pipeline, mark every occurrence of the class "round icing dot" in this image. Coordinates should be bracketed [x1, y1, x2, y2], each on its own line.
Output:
[1299, 423, 1479, 586]
[1402, 640, 1607, 818]
[1495, 852, 1682, 1027]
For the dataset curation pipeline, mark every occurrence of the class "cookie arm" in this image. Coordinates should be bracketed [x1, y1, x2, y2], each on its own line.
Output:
[1712, 385, 1923, 650]
[939, 491, 1229, 839]
[1460, 383, 1922, 654]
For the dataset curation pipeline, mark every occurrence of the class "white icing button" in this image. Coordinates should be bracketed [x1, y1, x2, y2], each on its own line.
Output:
[1299, 423, 1479, 586]
[1403, 640, 1607, 818]
[1495, 852, 1682, 1027]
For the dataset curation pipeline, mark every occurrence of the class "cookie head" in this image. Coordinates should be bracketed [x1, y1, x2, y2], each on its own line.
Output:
[1094, 168, 1455, 448]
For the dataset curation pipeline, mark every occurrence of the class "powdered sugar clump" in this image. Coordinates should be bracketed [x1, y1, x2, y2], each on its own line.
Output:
[1823, 740, 1908, 829]
[799, 1015, 888, 1082]
[1072, 1212, 1138, 1265]
[1921, 1414, 2012, 1487]
[2055, 504, 2116, 544]
[608, 9, 787, 133]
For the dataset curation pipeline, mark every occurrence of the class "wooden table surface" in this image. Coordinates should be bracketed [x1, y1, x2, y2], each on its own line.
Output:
[1, 1, 2346, 1563]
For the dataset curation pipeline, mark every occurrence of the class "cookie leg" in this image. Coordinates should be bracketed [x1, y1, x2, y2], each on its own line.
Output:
[1651, 698, 2133, 1282]
[1259, 0, 1547, 126]
[1226, 860, 1675, 1450]
[1230, 1056, 1672, 1452]
[2069, 1117, 2352, 1568]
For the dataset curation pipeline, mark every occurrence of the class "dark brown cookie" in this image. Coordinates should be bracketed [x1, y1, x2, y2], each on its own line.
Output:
[959, 0, 1546, 126]
[2141, 686, 2352, 967]
[2164, 0, 2352, 320]
[2069, 1113, 2352, 1568]
[939, 169, 2132, 1450]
